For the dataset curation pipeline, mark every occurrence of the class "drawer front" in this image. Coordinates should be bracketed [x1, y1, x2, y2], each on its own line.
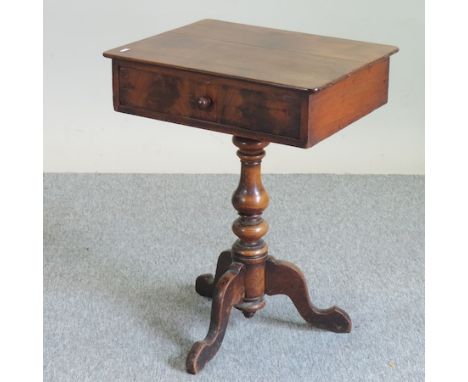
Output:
[119, 65, 218, 122]
[115, 61, 304, 142]
[218, 84, 302, 139]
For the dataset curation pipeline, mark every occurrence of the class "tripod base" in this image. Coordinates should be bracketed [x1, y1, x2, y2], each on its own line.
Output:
[186, 137, 351, 374]
[186, 251, 351, 374]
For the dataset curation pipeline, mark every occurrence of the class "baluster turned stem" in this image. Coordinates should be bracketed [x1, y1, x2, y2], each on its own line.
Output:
[231, 136, 269, 317]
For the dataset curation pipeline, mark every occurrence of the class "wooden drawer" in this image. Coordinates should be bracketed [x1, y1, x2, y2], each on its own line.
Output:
[113, 61, 306, 145]
[104, 20, 397, 148]
[118, 64, 219, 122]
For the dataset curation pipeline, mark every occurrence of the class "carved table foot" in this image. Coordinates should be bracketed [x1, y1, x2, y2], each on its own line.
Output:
[195, 250, 232, 298]
[186, 262, 244, 374]
[265, 256, 352, 333]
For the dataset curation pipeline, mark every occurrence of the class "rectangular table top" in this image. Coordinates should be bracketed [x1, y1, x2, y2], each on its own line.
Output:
[104, 20, 398, 148]
[104, 19, 398, 91]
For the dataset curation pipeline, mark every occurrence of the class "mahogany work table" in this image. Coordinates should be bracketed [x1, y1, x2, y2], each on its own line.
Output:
[103, 19, 398, 374]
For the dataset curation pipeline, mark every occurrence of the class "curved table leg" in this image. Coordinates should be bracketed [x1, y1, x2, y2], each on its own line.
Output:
[195, 250, 232, 298]
[265, 256, 351, 333]
[186, 262, 245, 374]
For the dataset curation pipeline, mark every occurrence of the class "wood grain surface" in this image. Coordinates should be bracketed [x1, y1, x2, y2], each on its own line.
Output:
[104, 19, 398, 147]
[104, 19, 397, 90]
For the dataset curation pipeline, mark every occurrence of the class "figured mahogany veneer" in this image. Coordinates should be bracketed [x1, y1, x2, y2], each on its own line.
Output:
[103, 19, 397, 148]
[103, 19, 398, 374]
[115, 62, 303, 142]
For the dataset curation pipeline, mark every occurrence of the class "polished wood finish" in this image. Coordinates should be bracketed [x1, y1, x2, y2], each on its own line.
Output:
[230, 137, 269, 316]
[307, 58, 390, 146]
[195, 250, 232, 299]
[265, 256, 351, 333]
[187, 262, 245, 374]
[114, 61, 303, 143]
[104, 19, 397, 90]
[103, 20, 398, 375]
[188, 137, 351, 373]
[104, 19, 398, 148]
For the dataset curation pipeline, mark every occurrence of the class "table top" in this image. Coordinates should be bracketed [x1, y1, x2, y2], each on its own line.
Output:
[103, 19, 398, 91]
[104, 20, 398, 148]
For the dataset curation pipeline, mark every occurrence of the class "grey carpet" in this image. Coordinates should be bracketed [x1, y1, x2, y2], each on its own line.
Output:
[43, 174, 424, 382]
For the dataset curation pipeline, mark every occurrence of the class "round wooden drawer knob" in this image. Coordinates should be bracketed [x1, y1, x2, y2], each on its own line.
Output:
[197, 96, 212, 110]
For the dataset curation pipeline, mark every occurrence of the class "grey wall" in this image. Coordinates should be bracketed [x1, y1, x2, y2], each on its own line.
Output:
[44, 0, 424, 174]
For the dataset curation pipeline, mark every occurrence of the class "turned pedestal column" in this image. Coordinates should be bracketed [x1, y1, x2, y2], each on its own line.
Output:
[186, 137, 352, 374]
